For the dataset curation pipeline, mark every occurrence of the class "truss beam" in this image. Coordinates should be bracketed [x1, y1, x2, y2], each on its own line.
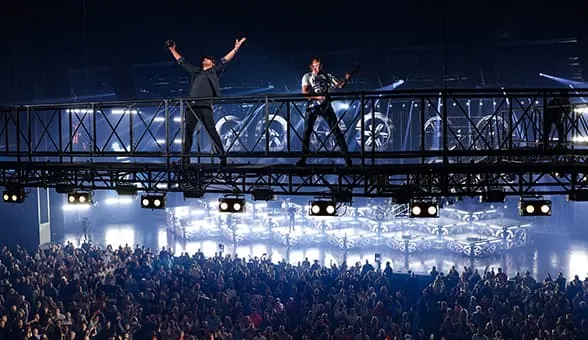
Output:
[0, 89, 587, 197]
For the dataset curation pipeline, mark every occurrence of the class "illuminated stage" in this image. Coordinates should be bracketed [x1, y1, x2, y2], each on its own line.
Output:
[166, 200, 531, 257]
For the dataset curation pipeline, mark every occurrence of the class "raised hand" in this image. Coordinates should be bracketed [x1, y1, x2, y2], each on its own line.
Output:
[165, 40, 176, 49]
[234, 37, 247, 50]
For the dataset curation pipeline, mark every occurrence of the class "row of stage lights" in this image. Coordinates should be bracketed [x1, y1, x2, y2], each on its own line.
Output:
[0, 186, 562, 218]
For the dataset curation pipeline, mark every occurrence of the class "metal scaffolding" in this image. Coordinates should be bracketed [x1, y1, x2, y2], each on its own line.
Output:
[1, 88, 587, 197]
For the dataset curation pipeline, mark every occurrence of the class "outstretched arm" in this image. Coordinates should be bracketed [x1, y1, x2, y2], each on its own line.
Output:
[221, 37, 247, 63]
[167, 41, 200, 74]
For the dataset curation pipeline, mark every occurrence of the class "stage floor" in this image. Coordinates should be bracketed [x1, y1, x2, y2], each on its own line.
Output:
[61, 221, 588, 280]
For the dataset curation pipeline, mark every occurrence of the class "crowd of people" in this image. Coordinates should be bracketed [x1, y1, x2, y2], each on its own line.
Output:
[0, 242, 587, 340]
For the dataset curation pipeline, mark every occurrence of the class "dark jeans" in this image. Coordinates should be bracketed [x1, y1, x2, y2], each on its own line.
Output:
[300, 101, 348, 160]
[542, 114, 565, 148]
[183, 104, 225, 158]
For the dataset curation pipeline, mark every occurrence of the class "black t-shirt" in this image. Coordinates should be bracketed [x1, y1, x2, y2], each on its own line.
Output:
[178, 57, 227, 100]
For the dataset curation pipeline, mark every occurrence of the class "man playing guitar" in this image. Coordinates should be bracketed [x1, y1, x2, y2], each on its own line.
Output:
[297, 57, 354, 167]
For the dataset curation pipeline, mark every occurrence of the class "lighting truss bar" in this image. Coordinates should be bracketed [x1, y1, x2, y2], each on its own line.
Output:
[0, 161, 587, 197]
[0, 89, 587, 198]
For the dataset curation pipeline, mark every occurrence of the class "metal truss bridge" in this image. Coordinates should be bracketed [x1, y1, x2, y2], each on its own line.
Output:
[1, 88, 588, 199]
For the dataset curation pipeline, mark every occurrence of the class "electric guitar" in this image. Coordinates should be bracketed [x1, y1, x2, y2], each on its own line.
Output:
[340, 63, 360, 85]
[308, 63, 361, 109]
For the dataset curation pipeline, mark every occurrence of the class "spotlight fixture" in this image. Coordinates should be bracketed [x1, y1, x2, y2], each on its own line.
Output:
[252, 188, 274, 201]
[519, 199, 551, 216]
[115, 184, 138, 196]
[219, 197, 245, 213]
[481, 189, 506, 203]
[409, 200, 439, 218]
[2, 187, 25, 204]
[67, 191, 92, 205]
[141, 194, 166, 209]
[569, 190, 588, 201]
[309, 200, 337, 216]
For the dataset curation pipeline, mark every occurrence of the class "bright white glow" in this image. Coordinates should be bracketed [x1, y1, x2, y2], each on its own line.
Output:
[141, 198, 149, 206]
[173, 117, 182, 122]
[62, 204, 91, 212]
[311, 204, 320, 214]
[525, 204, 535, 214]
[574, 106, 588, 114]
[220, 202, 228, 210]
[68, 195, 75, 203]
[79, 196, 87, 203]
[155, 139, 166, 144]
[104, 226, 134, 248]
[572, 136, 588, 143]
[111, 142, 130, 153]
[411, 206, 422, 216]
[173, 139, 182, 144]
[153, 199, 161, 207]
[2, 194, 8, 201]
[158, 229, 167, 249]
[173, 206, 189, 218]
[569, 247, 588, 277]
[427, 205, 437, 215]
[540, 204, 550, 214]
[67, 109, 93, 114]
[233, 203, 242, 211]
[326, 205, 335, 215]
[153, 117, 165, 122]
[111, 109, 138, 114]
[254, 202, 267, 209]
[104, 197, 133, 205]
[11, 195, 17, 201]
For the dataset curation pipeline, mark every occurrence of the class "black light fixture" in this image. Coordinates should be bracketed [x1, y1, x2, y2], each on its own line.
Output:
[252, 188, 274, 201]
[569, 190, 588, 201]
[67, 191, 92, 205]
[115, 184, 138, 196]
[481, 189, 506, 203]
[141, 194, 166, 209]
[519, 199, 551, 216]
[219, 197, 245, 213]
[309, 200, 337, 216]
[2, 187, 25, 204]
[409, 200, 439, 218]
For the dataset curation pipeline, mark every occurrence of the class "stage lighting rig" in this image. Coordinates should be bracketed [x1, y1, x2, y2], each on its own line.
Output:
[141, 194, 166, 209]
[2, 186, 26, 204]
[309, 199, 338, 216]
[569, 190, 588, 201]
[481, 189, 506, 203]
[252, 188, 274, 201]
[67, 190, 92, 205]
[409, 199, 439, 218]
[219, 197, 245, 213]
[115, 184, 138, 196]
[519, 198, 551, 216]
